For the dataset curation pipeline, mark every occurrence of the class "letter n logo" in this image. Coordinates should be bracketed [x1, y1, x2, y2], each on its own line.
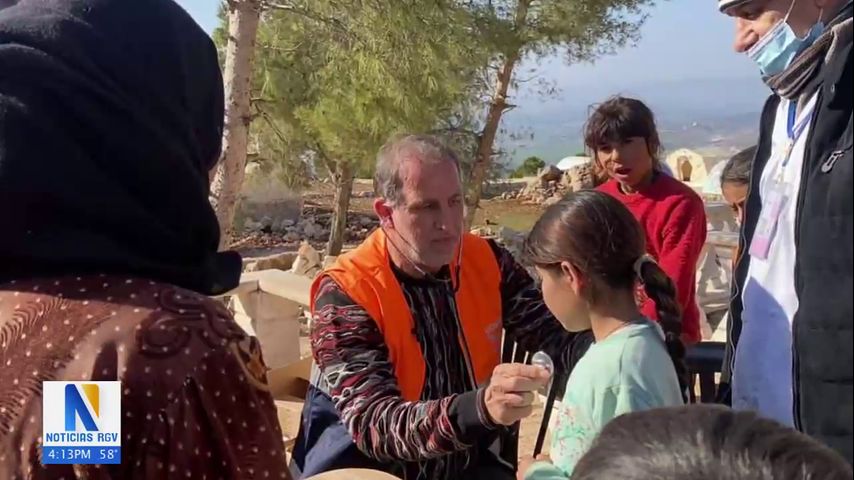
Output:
[64, 384, 99, 431]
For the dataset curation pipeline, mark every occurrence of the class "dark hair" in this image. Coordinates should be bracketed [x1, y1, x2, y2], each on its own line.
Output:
[583, 96, 662, 166]
[571, 405, 853, 480]
[524, 190, 687, 395]
[721, 145, 756, 187]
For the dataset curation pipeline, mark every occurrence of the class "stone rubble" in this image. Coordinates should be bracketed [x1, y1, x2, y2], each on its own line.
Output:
[243, 251, 298, 273]
[290, 241, 323, 278]
[241, 210, 379, 245]
[497, 162, 604, 205]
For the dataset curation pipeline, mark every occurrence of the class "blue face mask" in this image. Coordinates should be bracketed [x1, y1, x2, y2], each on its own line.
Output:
[748, 4, 825, 77]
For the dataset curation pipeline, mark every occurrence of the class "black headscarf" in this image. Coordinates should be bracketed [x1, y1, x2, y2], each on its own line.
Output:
[0, 0, 241, 295]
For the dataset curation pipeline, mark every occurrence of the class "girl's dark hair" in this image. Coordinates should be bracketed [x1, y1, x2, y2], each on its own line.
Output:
[721, 145, 756, 187]
[571, 405, 853, 480]
[524, 190, 687, 395]
[583, 96, 662, 166]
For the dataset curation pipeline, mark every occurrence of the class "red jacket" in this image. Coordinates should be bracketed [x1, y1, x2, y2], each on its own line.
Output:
[599, 175, 707, 344]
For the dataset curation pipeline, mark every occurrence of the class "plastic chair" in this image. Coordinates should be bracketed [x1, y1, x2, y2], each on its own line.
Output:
[685, 341, 726, 404]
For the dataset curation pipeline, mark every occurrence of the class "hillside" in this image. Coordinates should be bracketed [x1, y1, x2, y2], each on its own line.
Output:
[500, 76, 768, 165]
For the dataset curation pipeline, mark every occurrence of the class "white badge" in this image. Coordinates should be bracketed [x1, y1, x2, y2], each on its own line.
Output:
[749, 184, 789, 260]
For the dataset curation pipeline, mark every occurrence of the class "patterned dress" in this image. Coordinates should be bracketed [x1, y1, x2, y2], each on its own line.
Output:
[0, 275, 292, 480]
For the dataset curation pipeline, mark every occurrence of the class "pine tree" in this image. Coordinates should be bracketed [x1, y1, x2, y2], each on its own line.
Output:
[462, 0, 656, 227]
[239, 0, 487, 255]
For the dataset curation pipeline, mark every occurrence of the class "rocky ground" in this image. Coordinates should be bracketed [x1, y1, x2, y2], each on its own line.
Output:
[231, 183, 379, 253]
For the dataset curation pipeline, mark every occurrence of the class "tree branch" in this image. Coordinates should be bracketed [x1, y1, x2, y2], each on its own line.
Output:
[256, 107, 290, 145]
[311, 142, 338, 181]
[257, 43, 304, 54]
[262, 1, 367, 51]
[263, 2, 347, 32]
[430, 126, 483, 140]
[514, 75, 538, 83]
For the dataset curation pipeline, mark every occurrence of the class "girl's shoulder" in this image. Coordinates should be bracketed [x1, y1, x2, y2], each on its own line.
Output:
[570, 322, 669, 383]
[618, 321, 670, 354]
[568, 324, 656, 386]
[617, 323, 682, 392]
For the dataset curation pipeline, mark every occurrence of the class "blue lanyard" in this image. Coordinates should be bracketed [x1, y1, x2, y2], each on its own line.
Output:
[782, 100, 816, 168]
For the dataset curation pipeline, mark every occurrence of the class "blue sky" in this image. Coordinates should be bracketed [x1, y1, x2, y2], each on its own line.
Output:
[527, 1, 756, 89]
[175, 0, 218, 34]
[174, 0, 757, 88]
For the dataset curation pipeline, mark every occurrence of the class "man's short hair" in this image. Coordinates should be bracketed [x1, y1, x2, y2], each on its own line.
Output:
[373, 134, 461, 206]
[572, 405, 853, 480]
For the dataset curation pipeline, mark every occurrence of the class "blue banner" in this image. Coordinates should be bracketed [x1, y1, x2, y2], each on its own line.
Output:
[41, 446, 121, 465]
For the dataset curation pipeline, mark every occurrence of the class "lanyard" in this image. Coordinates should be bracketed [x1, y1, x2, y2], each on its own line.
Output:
[775, 99, 817, 183]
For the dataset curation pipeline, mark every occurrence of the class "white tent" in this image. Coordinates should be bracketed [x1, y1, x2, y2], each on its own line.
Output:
[665, 149, 716, 185]
[556, 156, 590, 171]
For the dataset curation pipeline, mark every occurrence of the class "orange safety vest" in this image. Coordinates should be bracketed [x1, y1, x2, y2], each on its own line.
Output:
[311, 229, 503, 401]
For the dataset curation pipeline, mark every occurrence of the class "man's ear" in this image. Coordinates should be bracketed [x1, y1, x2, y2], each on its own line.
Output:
[374, 198, 393, 227]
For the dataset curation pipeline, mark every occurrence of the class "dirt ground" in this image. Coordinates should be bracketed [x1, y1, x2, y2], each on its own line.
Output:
[473, 199, 543, 231]
[519, 401, 550, 459]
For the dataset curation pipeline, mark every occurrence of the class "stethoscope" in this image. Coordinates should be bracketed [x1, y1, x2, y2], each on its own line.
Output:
[380, 220, 463, 294]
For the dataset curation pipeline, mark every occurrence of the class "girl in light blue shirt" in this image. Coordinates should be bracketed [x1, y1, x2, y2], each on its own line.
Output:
[519, 190, 687, 479]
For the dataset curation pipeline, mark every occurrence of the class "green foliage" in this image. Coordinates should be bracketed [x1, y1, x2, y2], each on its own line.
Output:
[465, 0, 656, 64]
[213, 0, 656, 191]
[215, 1, 489, 186]
[211, 2, 229, 67]
[511, 155, 545, 178]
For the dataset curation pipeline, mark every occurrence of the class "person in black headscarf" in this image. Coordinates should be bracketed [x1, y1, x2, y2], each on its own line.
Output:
[0, 0, 239, 294]
[0, 0, 292, 478]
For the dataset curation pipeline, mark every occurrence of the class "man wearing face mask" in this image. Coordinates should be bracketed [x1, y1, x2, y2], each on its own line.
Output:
[718, 0, 853, 464]
[291, 134, 593, 479]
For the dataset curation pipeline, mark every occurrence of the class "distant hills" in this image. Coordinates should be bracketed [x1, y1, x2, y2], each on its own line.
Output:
[501, 76, 770, 166]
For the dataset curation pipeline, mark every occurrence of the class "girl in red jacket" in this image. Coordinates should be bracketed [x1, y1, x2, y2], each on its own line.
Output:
[587, 96, 707, 344]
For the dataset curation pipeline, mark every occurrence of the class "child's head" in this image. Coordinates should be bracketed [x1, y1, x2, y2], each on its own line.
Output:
[571, 405, 853, 480]
[720, 145, 755, 225]
[584, 96, 661, 190]
[524, 191, 687, 387]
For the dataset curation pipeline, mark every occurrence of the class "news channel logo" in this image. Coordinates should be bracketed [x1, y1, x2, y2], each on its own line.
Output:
[42, 381, 121, 465]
